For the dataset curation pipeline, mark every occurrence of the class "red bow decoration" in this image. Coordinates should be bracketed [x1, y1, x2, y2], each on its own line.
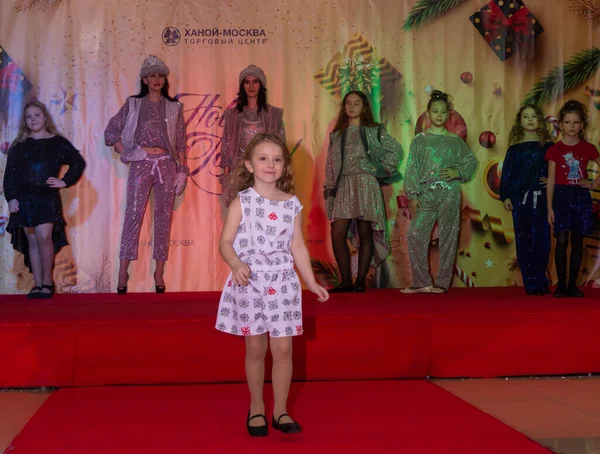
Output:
[0, 62, 22, 92]
[482, 2, 532, 36]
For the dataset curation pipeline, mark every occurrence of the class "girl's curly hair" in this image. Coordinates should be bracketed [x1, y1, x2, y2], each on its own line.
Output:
[228, 132, 295, 201]
[508, 104, 551, 146]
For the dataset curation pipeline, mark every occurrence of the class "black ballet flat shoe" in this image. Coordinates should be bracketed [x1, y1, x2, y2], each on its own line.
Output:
[354, 284, 366, 293]
[38, 284, 55, 299]
[567, 287, 585, 298]
[27, 286, 43, 299]
[272, 413, 301, 434]
[329, 284, 355, 293]
[117, 273, 129, 295]
[247, 411, 268, 437]
[538, 288, 551, 296]
[525, 289, 538, 296]
[553, 287, 568, 298]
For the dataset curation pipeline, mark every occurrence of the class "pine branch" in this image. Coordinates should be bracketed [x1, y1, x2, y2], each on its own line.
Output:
[15, 0, 62, 12]
[522, 47, 600, 106]
[569, 0, 600, 26]
[402, 0, 467, 32]
[311, 259, 340, 286]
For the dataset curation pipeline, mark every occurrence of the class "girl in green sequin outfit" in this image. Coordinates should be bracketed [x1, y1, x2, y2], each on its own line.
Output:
[402, 91, 477, 294]
[324, 91, 403, 292]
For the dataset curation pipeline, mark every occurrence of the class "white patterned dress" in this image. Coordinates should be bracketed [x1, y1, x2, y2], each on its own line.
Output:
[215, 187, 304, 337]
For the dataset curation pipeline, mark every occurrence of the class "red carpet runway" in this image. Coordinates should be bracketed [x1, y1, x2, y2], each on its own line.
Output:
[6, 380, 553, 453]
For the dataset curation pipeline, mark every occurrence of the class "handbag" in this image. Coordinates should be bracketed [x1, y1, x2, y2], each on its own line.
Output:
[359, 126, 402, 186]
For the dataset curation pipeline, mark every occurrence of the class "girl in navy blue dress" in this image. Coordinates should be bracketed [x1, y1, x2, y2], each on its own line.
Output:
[546, 100, 600, 297]
[500, 104, 552, 295]
[3, 101, 86, 298]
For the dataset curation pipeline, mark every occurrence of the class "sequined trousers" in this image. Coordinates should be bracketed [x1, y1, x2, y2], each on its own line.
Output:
[512, 190, 550, 292]
[120, 153, 176, 261]
[406, 182, 461, 290]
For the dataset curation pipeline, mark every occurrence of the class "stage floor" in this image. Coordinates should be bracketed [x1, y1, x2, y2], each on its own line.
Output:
[1, 288, 599, 387]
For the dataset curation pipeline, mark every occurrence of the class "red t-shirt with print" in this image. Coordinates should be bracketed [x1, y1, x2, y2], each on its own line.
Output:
[545, 140, 599, 185]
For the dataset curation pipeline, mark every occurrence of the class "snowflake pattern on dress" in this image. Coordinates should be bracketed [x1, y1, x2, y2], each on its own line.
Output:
[215, 187, 304, 338]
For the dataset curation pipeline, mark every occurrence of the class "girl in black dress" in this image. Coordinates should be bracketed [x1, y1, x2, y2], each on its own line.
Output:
[3, 101, 85, 298]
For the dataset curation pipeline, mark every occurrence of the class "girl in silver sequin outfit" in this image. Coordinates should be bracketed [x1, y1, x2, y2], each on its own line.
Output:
[402, 91, 477, 294]
[324, 91, 403, 293]
[219, 65, 285, 208]
[105, 56, 188, 294]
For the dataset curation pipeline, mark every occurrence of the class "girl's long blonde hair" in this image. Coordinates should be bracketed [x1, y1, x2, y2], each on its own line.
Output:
[228, 132, 295, 201]
[11, 100, 60, 147]
[508, 104, 551, 146]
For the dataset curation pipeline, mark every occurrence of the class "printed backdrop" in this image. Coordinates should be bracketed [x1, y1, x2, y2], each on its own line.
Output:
[1, 0, 599, 293]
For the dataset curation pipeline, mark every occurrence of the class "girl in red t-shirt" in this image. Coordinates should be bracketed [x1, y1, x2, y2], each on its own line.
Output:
[546, 100, 600, 298]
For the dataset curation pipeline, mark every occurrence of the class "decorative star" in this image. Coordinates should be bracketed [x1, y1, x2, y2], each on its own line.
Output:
[50, 87, 79, 115]
[484, 259, 494, 268]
